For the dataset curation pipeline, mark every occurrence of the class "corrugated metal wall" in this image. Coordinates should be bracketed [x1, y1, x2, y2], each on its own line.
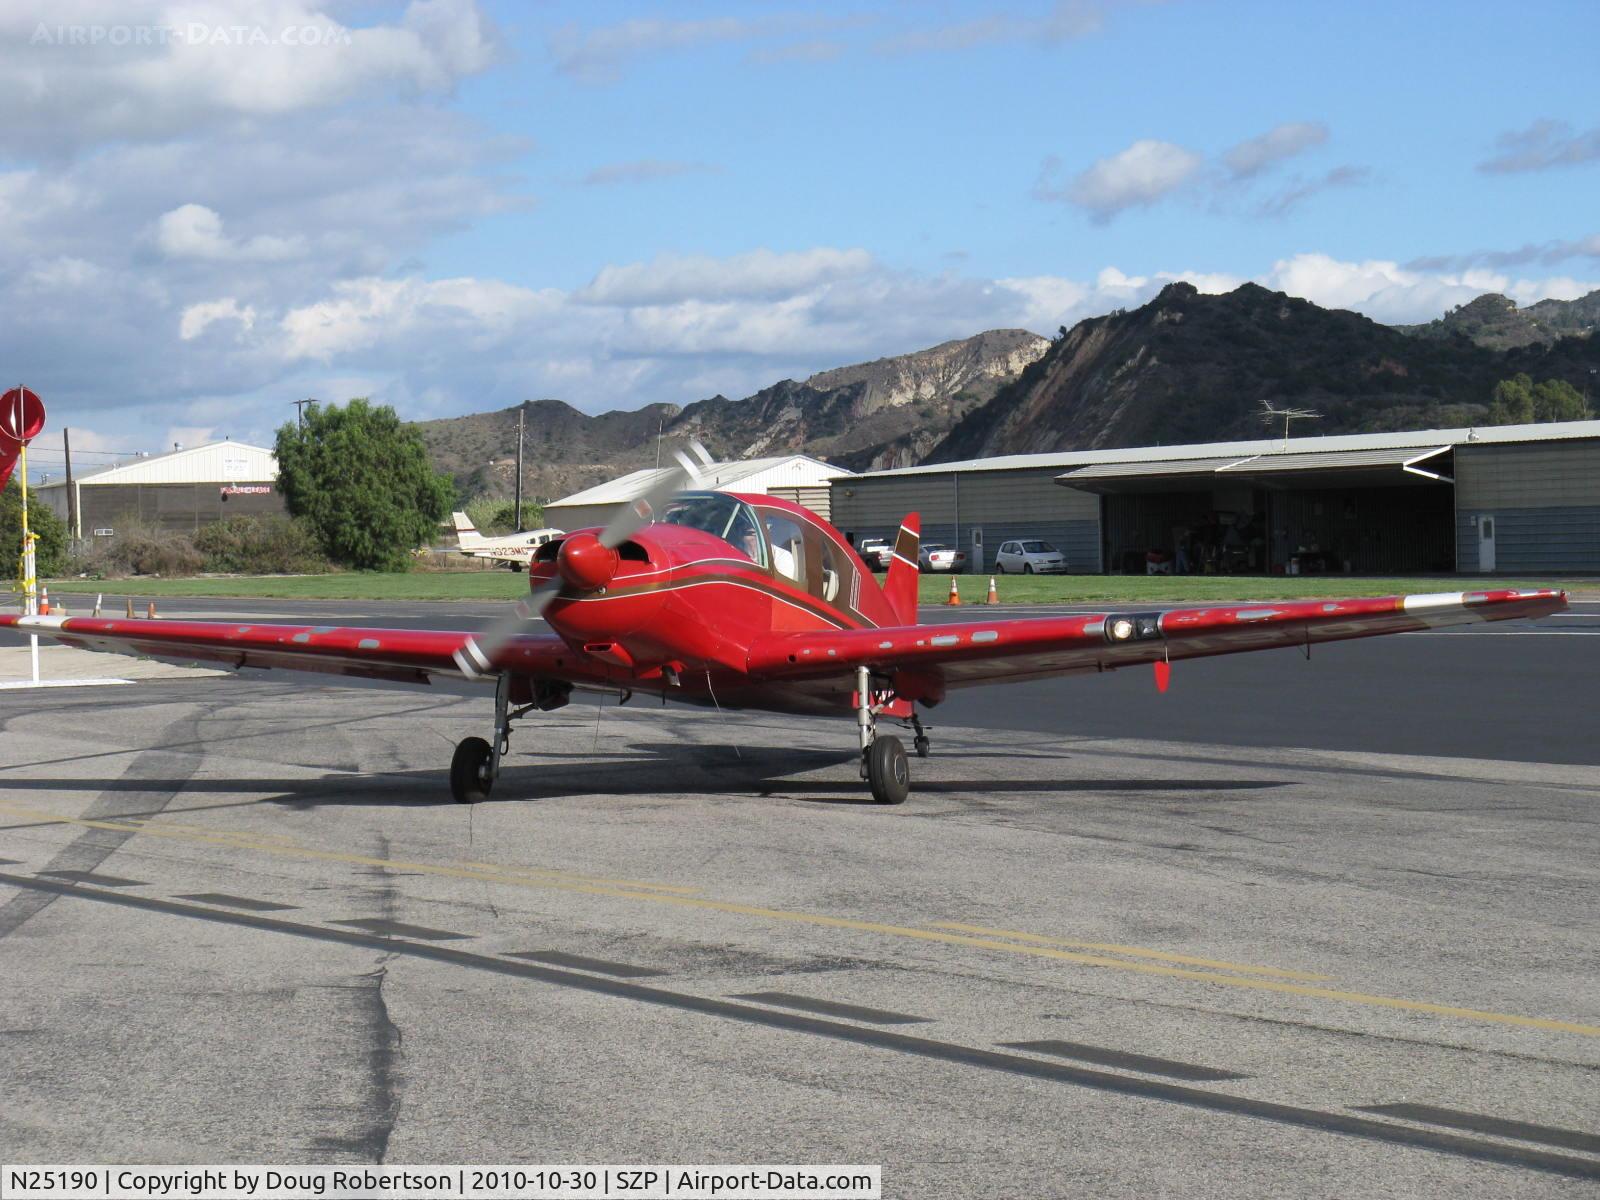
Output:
[79, 482, 284, 538]
[830, 467, 1102, 572]
[1455, 442, 1600, 572]
[766, 485, 832, 520]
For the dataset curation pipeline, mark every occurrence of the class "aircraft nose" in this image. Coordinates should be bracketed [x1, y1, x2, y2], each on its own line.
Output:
[557, 532, 620, 590]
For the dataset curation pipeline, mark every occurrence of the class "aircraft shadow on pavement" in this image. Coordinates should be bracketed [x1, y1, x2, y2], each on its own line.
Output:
[0, 734, 1288, 811]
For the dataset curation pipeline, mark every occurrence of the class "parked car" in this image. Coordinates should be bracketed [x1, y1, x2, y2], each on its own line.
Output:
[996, 539, 1067, 574]
[855, 537, 892, 570]
[919, 543, 968, 572]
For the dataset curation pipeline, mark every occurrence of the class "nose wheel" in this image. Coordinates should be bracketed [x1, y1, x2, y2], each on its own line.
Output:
[450, 736, 494, 804]
[451, 672, 536, 804]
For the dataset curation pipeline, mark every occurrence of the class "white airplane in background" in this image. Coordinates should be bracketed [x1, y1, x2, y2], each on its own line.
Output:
[452, 512, 565, 571]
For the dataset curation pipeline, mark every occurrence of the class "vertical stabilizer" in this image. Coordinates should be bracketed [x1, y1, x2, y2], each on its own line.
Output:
[883, 514, 920, 624]
[452, 512, 484, 548]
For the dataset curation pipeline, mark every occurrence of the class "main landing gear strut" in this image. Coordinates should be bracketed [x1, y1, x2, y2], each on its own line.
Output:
[451, 673, 543, 804]
[856, 665, 927, 805]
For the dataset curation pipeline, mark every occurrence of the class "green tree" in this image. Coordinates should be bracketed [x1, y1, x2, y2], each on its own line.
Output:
[1487, 373, 1534, 424]
[1531, 378, 1589, 422]
[1, 480, 68, 581]
[274, 399, 454, 571]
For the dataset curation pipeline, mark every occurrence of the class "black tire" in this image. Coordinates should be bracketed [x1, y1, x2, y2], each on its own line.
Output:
[450, 736, 494, 804]
[510, 562, 524, 572]
[866, 735, 910, 805]
[1024, 564, 1034, 575]
[996, 563, 1006, 574]
[913, 735, 930, 758]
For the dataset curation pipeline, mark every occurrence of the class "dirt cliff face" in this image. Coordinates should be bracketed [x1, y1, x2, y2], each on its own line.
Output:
[416, 330, 1049, 499]
[928, 283, 1599, 461]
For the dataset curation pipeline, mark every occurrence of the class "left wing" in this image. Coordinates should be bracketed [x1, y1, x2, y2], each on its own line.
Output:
[0, 613, 594, 686]
[746, 589, 1567, 695]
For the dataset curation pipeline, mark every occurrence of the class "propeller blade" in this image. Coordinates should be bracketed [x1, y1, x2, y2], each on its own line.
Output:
[597, 442, 707, 549]
[452, 440, 709, 679]
[453, 576, 563, 678]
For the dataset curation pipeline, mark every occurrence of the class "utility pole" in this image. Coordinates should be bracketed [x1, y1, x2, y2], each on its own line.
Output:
[63, 427, 78, 540]
[290, 397, 317, 429]
[514, 405, 526, 532]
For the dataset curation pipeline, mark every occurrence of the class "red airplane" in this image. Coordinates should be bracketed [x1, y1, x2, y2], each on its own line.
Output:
[1, 451, 1568, 805]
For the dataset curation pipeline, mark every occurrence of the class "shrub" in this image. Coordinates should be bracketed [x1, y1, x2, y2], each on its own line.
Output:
[193, 515, 329, 574]
[69, 523, 205, 577]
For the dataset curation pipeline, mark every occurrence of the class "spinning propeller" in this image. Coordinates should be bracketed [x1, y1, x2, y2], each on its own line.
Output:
[452, 442, 712, 678]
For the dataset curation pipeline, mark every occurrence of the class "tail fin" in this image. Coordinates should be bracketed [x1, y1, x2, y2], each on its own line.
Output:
[452, 512, 484, 548]
[882, 513, 920, 624]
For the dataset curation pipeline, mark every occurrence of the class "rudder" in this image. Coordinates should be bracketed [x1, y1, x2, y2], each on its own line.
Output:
[882, 514, 920, 624]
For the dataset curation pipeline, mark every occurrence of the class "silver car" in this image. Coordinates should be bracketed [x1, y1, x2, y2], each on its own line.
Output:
[996, 539, 1067, 574]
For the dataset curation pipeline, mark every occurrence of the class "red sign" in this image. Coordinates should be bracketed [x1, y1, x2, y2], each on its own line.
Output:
[0, 386, 45, 447]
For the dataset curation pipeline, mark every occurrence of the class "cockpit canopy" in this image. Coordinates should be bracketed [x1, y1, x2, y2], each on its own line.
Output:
[657, 490, 854, 606]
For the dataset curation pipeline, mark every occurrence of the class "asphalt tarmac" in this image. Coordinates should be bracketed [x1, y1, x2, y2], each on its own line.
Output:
[1, 595, 1596, 1196]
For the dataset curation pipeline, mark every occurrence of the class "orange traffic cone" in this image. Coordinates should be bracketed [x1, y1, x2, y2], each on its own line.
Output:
[146, 601, 158, 619]
[125, 598, 135, 618]
[946, 577, 961, 605]
[38, 585, 49, 615]
[986, 576, 999, 604]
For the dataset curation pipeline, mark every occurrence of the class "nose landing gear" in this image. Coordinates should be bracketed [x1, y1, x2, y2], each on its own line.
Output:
[451, 672, 546, 804]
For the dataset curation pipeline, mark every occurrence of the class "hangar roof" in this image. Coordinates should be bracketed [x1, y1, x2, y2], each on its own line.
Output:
[844, 419, 1600, 480]
[33, 440, 277, 489]
[547, 453, 852, 510]
[1058, 444, 1457, 493]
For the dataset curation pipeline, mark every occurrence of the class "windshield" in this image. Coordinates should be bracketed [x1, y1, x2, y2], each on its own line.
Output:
[658, 491, 765, 565]
[1022, 541, 1055, 553]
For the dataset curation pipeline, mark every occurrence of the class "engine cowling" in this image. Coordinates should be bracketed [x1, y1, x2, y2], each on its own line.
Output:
[556, 531, 620, 591]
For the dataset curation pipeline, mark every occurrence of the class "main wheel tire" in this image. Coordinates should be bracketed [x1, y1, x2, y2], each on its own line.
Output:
[1024, 564, 1034, 574]
[510, 562, 524, 572]
[450, 736, 494, 804]
[866, 735, 911, 805]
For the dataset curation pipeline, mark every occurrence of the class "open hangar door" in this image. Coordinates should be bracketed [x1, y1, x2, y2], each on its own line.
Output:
[1060, 446, 1457, 575]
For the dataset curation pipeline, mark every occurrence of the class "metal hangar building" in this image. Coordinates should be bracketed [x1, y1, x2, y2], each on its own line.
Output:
[34, 440, 284, 542]
[829, 420, 1600, 576]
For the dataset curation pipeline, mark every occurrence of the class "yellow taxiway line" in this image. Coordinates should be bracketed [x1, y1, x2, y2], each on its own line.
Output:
[2, 799, 1596, 1038]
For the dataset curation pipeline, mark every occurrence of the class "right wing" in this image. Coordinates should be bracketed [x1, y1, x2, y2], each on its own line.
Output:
[746, 589, 1567, 695]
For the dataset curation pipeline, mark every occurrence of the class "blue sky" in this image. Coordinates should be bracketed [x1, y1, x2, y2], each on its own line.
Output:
[3, 0, 1596, 475]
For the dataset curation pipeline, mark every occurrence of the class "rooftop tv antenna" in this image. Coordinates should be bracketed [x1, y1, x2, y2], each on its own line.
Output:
[1259, 399, 1321, 449]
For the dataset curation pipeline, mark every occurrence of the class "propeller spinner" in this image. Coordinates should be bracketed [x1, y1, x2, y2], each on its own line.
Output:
[452, 443, 711, 678]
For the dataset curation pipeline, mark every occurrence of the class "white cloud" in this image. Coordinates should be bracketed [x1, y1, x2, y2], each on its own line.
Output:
[156, 204, 304, 261]
[0, 0, 499, 154]
[179, 297, 256, 339]
[580, 160, 720, 187]
[1055, 139, 1204, 221]
[1257, 166, 1371, 218]
[576, 248, 877, 305]
[1223, 121, 1328, 178]
[1479, 119, 1600, 174]
[1257, 252, 1597, 323]
[877, 1, 1110, 53]
[547, 17, 775, 83]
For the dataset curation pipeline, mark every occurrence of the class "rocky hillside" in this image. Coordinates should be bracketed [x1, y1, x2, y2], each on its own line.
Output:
[926, 282, 1599, 462]
[416, 329, 1048, 500]
[1398, 290, 1600, 350]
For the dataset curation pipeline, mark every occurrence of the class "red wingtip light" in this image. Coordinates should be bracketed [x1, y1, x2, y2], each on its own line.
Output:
[557, 531, 620, 591]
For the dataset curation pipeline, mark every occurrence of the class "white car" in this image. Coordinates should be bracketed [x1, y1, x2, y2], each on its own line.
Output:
[855, 537, 892, 570]
[919, 543, 968, 572]
[996, 539, 1067, 574]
